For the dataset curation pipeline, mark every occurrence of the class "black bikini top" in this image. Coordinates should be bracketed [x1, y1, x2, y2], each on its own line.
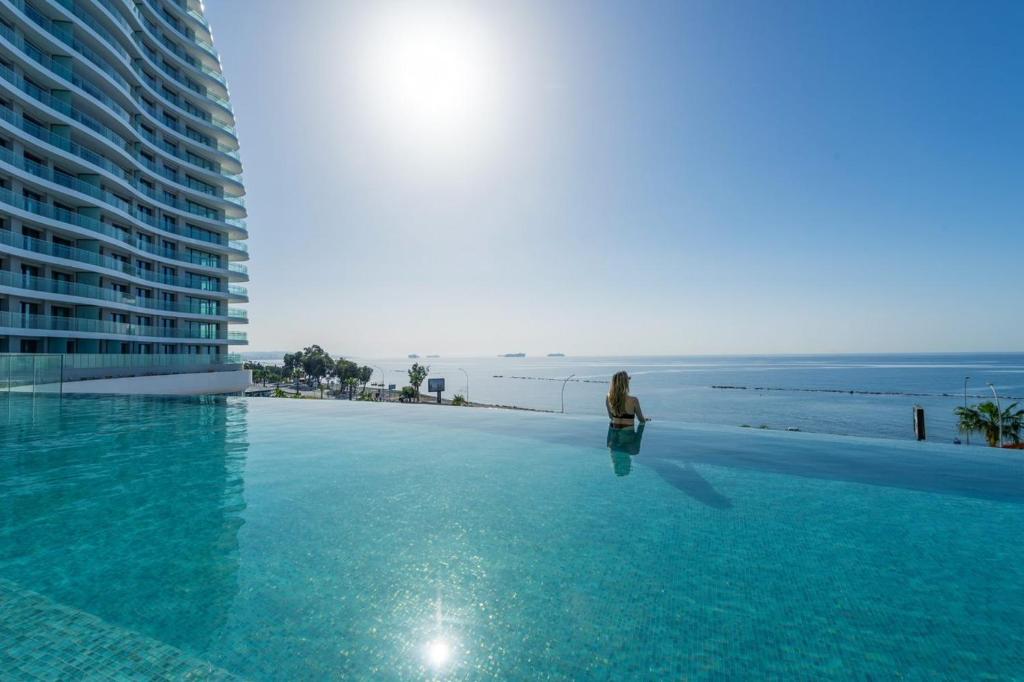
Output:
[609, 396, 634, 419]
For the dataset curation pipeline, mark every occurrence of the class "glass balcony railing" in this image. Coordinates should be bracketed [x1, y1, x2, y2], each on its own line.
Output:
[143, 0, 219, 60]
[13, 0, 238, 140]
[12, 0, 131, 89]
[0, 228, 228, 294]
[0, 353, 63, 392]
[95, 0, 216, 89]
[57, 0, 231, 118]
[228, 284, 248, 298]
[163, 0, 211, 29]
[227, 331, 248, 343]
[0, 100, 124, 174]
[227, 308, 248, 320]
[0, 57, 238, 186]
[0, 61, 129, 149]
[0, 23, 132, 123]
[143, 48, 227, 110]
[51, 0, 130, 62]
[0, 310, 226, 340]
[133, 45, 233, 115]
[0, 270, 229, 317]
[62, 352, 243, 371]
[1, 352, 243, 391]
[0, 185, 234, 274]
[115, 0, 227, 87]
[186, 7, 209, 29]
[0, 100, 244, 232]
[4, 17, 239, 163]
[135, 2, 225, 89]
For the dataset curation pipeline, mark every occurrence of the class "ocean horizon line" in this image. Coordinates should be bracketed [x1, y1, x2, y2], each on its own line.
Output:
[241, 350, 1024, 360]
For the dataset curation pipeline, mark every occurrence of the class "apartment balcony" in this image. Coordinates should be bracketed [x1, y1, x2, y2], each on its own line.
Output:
[226, 308, 248, 324]
[0, 0, 251, 360]
[0, 104, 247, 236]
[0, 229, 232, 295]
[227, 285, 248, 302]
[0, 190, 238, 280]
[0, 310, 230, 342]
[228, 263, 248, 282]
[8, 0, 238, 143]
[0, 270, 231, 319]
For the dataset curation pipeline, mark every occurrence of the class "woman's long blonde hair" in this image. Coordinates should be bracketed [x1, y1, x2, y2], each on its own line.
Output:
[608, 371, 630, 416]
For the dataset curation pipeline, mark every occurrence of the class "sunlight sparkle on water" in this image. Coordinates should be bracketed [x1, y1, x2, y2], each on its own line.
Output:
[426, 638, 452, 667]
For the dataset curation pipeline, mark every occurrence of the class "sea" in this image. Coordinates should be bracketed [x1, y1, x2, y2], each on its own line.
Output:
[241, 353, 1024, 444]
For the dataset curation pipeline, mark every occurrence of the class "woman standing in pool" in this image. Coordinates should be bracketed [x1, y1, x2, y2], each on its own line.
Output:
[606, 371, 650, 427]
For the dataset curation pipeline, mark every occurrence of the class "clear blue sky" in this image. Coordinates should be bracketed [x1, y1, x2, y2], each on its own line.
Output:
[205, 0, 1023, 356]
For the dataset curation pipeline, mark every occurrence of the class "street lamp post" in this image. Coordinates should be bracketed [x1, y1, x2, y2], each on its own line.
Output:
[457, 367, 469, 403]
[988, 383, 1002, 448]
[963, 376, 970, 445]
[561, 374, 575, 414]
[372, 365, 386, 401]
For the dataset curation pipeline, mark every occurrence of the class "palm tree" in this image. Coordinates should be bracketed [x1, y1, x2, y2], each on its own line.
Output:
[408, 363, 429, 402]
[955, 401, 1024, 447]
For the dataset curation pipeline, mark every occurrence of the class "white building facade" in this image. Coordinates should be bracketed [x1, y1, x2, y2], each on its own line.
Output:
[0, 0, 249, 392]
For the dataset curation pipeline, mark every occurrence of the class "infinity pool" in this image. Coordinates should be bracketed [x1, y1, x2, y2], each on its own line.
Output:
[1, 395, 1023, 679]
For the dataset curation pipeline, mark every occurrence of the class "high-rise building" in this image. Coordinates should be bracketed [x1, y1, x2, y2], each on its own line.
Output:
[0, 0, 250, 393]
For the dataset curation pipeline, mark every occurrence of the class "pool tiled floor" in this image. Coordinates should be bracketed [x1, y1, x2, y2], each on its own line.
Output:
[0, 579, 238, 681]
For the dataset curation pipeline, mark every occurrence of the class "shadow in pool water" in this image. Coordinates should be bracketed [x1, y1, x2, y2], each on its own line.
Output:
[607, 424, 733, 509]
[407, 407, 1024, 504]
[637, 424, 1024, 503]
[642, 459, 733, 509]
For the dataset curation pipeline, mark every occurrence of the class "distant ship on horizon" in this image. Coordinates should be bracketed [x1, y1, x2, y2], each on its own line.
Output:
[408, 354, 419, 359]
[547, 353, 565, 357]
[500, 353, 526, 358]
[426, 354, 440, 358]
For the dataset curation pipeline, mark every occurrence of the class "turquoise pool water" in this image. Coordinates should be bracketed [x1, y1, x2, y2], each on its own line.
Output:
[2, 395, 1023, 679]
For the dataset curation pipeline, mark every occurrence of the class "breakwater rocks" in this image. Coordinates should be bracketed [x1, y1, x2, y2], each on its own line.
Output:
[492, 375, 605, 384]
[488, 376, 1024, 401]
[712, 385, 1024, 400]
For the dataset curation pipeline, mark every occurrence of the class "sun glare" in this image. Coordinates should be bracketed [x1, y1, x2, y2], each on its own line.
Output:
[425, 638, 452, 667]
[352, 4, 503, 161]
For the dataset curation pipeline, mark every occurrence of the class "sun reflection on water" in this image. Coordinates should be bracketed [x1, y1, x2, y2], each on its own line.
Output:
[425, 638, 452, 668]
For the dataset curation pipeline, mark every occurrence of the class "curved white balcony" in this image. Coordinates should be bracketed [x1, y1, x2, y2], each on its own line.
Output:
[9, 0, 239, 144]
[0, 310, 230, 343]
[0, 271, 232, 322]
[0, 102, 248, 241]
[0, 0, 250, 351]
[50, 0, 236, 125]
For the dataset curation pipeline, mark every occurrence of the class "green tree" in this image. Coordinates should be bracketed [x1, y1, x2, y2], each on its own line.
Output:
[246, 362, 284, 386]
[407, 363, 430, 402]
[955, 401, 1024, 447]
[283, 352, 303, 393]
[299, 345, 333, 398]
[333, 358, 360, 399]
[245, 361, 263, 385]
[358, 365, 373, 395]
